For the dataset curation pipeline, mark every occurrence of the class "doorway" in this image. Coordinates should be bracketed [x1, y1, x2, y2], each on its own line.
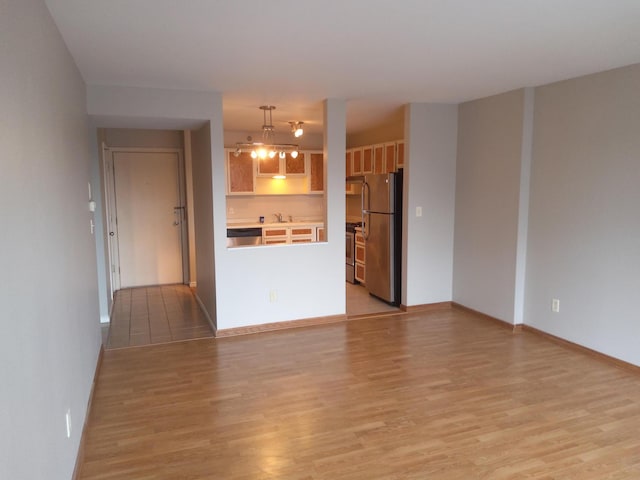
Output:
[106, 148, 188, 289]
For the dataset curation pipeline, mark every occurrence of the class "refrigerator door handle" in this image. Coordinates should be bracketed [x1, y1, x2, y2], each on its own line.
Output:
[362, 181, 371, 239]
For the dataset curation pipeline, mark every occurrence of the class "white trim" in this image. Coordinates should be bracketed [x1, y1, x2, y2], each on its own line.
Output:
[189, 281, 197, 288]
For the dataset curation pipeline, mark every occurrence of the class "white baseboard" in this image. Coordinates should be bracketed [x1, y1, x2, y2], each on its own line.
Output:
[189, 281, 197, 287]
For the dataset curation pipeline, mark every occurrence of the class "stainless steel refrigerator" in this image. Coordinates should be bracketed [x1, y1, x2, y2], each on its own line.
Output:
[362, 171, 402, 305]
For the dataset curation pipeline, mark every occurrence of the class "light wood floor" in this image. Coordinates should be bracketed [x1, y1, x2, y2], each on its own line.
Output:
[80, 308, 640, 479]
[104, 285, 214, 349]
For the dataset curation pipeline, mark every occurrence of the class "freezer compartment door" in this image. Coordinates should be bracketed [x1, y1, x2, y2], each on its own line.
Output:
[365, 213, 395, 303]
[364, 173, 394, 214]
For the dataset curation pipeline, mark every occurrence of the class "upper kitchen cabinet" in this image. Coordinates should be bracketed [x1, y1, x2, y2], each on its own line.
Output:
[396, 140, 405, 168]
[362, 146, 373, 174]
[257, 152, 306, 177]
[352, 148, 363, 175]
[346, 150, 353, 177]
[309, 153, 324, 193]
[227, 151, 255, 194]
[384, 142, 396, 173]
[373, 144, 385, 174]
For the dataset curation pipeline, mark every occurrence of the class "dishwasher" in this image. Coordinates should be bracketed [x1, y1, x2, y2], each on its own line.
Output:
[226, 227, 263, 247]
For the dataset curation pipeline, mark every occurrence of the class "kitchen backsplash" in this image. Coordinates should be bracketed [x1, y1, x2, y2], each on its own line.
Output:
[226, 195, 324, 224]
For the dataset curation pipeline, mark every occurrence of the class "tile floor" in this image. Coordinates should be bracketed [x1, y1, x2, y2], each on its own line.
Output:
[103, 284, 214, 349]
[101, 283, 396, 349]
[345, 281, 400, 317]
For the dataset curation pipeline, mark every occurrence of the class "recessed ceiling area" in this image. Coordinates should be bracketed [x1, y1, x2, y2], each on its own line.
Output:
[45, 0, 640, 135]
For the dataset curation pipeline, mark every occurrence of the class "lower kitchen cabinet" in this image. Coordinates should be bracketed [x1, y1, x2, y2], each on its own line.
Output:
[290, 226, 315, 243]
[263, 227, 289, 245]
[355, 229, 365, 284]
[316, 226, 325, 242]
[262, 224, 323, 245]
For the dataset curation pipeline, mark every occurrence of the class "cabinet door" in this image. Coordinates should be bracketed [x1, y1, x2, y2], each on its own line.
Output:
[352, 148, 363, 175]
[285, 152, 306, 176]
[384, 143, 396, 173]
[396, 141, 405, 168]
[362, 146, 373, 174]
[257, 155, 280, 176]
[291, 227, 315, 243]
[316, 227, 325, 242]
[345, 150, 353, 177]
[355, 262, 365, 284]
[263, 227, 289, 245]
[309, 153, 324, 193]
[373, 144, 385, 174]
[227, 152, 255, 194]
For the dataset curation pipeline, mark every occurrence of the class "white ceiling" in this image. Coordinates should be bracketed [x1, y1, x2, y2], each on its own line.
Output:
[45, 0, 640, 135]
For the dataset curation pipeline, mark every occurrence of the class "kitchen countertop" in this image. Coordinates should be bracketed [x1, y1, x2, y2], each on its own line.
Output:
[227, 221, 324, 229]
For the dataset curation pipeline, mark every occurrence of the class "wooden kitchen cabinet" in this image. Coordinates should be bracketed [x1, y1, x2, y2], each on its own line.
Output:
[309, 153, 324, 193]
[258, 152, 306, 177]
[345, 150, 353, 177]
[396, 140, 405, 168]
[385, 142, 396, 173]
[227, 152, 255, 194]
[352, 148, 363, 175]
[355, 229, 365, 284]
[316, 226, 325, 242]
[257, 154, 280, 176]
[362, 146, 373, 174]
[373, 144, 385, 174]
[285, 152, 306, 175]
[290, 226, 315, 243]
[262, 227, 289, 245]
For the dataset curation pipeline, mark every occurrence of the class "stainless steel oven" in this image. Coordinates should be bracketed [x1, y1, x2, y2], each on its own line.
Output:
[345, 222, 361, 284]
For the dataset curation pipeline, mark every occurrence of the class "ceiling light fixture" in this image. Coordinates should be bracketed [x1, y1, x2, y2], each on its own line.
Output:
[289, 121, 304, 138]
[234, 106, 300, 164]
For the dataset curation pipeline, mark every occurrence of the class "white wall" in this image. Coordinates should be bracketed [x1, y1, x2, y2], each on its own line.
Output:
[191, 123, 217, 327]
[525, 64, 640, 366]
[212, 100, 346, 329]
[453, 89, 525, 322]
[403, 104, 458, 306]
[88, 87, 347, 330]
[0, 0, 101, 478]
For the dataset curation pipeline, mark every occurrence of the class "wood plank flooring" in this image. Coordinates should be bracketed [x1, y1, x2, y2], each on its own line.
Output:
[79, 308, 640, 479]
[105, 285, 213, 349]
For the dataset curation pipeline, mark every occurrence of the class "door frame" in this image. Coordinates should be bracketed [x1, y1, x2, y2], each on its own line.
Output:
[103, 147, 189, 291]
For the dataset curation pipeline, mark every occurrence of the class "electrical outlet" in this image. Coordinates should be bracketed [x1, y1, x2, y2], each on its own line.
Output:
[269, 290, 278, 303]
[551, 299, 560, 313]
[228, 207, 235, 215]
[65, 409, 72, 438]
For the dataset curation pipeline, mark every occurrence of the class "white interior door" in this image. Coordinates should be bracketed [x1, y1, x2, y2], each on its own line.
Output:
[113, 151, 184, 288]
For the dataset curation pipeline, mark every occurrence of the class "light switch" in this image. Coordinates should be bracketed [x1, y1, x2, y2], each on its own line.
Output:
[416, 206, 423, 217]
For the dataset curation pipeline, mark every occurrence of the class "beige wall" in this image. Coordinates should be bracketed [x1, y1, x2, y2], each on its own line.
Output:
[0, 0, 101, 478]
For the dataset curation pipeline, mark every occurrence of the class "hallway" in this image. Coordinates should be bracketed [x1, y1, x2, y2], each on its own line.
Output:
[103, 285, 214, 349]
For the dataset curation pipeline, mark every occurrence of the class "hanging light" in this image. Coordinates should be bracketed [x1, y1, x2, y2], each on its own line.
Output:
[289, 121, 304, 138]
[234, 106, 301, 160]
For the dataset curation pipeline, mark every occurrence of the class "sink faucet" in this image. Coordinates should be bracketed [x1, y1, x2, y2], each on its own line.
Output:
[274, 213, 283, 223]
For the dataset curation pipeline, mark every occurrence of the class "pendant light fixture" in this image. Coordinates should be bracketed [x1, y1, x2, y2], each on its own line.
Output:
[235, 106, 300, 161]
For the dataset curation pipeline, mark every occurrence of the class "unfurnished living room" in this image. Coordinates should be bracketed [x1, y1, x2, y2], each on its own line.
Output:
[2, 1, 640, 479]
